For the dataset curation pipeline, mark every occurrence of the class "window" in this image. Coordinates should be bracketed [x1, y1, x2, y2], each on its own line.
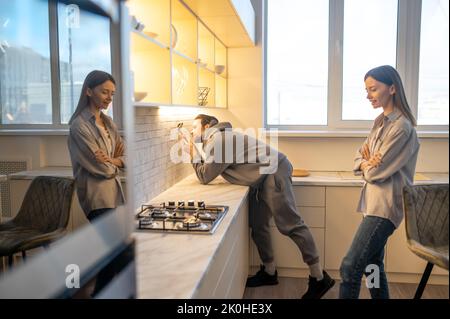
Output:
[0, 0, 116, 129]
[265, 0, 449, 132]
[266, 0, 329, 126]
[0, 0, 52, 124]
[58, 3, 112, 124]
[417, 0, 449, 125]
[342, 0, 398, 121]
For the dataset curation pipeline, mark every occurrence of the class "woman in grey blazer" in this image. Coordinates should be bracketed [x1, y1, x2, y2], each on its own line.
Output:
[68, 70, 125, 222]
[339, 65, 420, 299]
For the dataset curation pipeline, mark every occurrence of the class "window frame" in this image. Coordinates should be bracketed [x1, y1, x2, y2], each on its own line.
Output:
[263, 0, 449, 134]
[0, 0, 122, 131]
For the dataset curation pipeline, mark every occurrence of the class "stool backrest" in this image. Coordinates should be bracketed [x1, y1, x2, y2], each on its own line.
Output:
[403, 184, 449, 248]
[13, 176, 75, 233]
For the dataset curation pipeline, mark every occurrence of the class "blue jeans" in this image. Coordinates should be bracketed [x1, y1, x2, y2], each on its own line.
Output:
[339, 215, 396, 299]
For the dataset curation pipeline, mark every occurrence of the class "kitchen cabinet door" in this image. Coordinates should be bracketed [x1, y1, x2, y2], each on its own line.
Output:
[194, 198, 249, 298]
[292, 186, 325, 207]
[267, 207, 325, 229]
[250, 227, 325, 269]
[325, 187, 363, 270]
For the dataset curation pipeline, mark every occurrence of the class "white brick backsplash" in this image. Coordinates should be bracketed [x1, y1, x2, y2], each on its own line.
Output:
[132, 107, 194, 211]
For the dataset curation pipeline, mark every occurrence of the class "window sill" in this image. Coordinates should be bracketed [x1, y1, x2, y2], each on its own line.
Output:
[263, 130, 449, 139]
[0, 129, 125, 136]
[0, 129, 70, 136]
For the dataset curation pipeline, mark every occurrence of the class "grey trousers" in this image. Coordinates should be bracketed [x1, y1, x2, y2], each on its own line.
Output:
[249, 158, 320, 266]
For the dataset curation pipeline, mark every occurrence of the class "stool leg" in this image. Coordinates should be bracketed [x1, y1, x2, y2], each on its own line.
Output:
[22, 251, 27, 261]
[414, 262, 434, 299]
[8, 255, 13, 267]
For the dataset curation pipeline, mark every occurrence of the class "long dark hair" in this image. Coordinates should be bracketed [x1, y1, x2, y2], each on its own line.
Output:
[68, 70, 116, 125]
[364, 65, 416, 126]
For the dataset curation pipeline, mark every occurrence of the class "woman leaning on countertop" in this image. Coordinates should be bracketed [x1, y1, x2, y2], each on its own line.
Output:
[339, 65, 420, 299]
[67, 70, 125, 222]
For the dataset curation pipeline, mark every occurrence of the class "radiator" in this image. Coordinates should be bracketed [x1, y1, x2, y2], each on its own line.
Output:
[0, 160, 28, 217]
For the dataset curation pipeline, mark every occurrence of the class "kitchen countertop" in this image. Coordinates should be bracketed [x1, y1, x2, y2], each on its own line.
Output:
[134, 174, 249, 299]
[7, 166, 126, 182]
[292, 171, 448, 186]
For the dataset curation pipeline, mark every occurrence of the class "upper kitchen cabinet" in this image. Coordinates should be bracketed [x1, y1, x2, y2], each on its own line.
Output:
[128, 0, 242, 108]
[214, 39, 227, 108]
[130, 32, 171, 105]
[129, 0, 172, 104]
[128, 0, 171, 47]
[181, 0, 256, 47]
[198, 22, 215, 71]
[172, 0, 198, 61]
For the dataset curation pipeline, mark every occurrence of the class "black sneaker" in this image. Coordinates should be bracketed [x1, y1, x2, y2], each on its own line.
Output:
[246, 265, 279, 287]
[301, 270, 335, 299]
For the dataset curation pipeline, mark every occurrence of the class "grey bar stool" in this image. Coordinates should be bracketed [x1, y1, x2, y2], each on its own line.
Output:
[402, 183, 449, 299]
[0, 176, 74, 268]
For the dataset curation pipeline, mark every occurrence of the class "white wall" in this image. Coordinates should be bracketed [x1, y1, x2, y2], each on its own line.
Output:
[0, 135, 70, 169]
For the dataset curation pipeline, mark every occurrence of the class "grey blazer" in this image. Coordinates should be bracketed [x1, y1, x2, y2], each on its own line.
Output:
[68, 108, 125, 216]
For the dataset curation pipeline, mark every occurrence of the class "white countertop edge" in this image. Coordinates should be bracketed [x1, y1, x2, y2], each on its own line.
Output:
[0, 129, 125, 136]
[292, 172, 449, 187]
[263, 130, 449, 139]
[6, 167, 126, 182]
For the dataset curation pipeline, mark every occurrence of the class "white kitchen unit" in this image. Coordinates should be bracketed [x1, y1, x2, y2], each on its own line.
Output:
[249, 171, 449, 285]
[194, 198, 249, 298]
[249, 186, 326, 275]
[324, 187, 363, 271]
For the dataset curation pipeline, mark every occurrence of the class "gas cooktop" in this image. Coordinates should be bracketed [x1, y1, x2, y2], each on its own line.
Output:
[135, 201, 229, 234]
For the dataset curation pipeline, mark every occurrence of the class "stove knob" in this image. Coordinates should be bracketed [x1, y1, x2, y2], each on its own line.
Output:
[168, 201, 175, 207]
[188, 200, 195, 207]
[178, 201, 185, 207]
[198, 201, 205, 209]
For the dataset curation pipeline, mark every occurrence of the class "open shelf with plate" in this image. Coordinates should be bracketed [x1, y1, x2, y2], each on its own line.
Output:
[128, 0, 171, 48]
[128, 0, 228, 108]
[171, 0, 197, 61]
[130, 31, 171, 105]
[198, 22, 215, 72]
[198, 68, 215, 107]
[172, 53, 197, 106]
